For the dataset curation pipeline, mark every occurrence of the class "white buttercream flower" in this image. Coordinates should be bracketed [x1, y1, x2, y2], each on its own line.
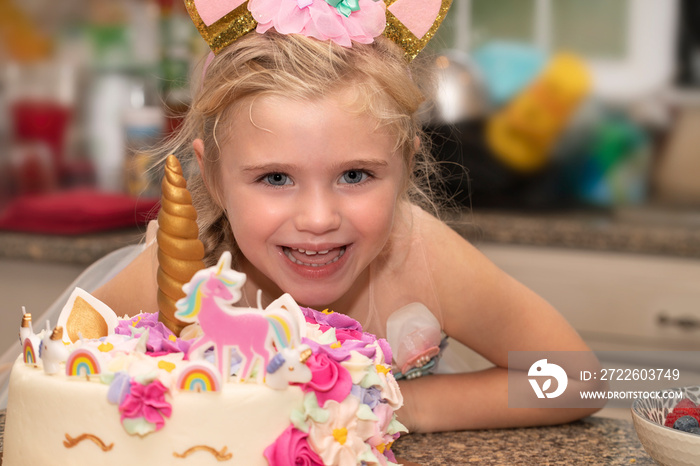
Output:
[307, 396, 376, 465]
[341, 350, 374, 384]
[377, 372, 403, 410]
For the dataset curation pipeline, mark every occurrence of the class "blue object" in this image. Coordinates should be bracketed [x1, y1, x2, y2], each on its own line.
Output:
[574, 112, 650, 207]
[673, 415, 699, 432]
[471, 41, 546, 106]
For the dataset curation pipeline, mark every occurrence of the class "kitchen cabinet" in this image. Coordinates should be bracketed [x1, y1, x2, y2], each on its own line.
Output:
[479, 243, 700, 352]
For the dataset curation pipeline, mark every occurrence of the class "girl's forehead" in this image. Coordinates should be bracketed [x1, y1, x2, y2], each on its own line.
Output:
[223, 92, 385, 136]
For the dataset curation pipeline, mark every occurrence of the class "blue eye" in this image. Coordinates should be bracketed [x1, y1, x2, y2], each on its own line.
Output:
[340, 170, 368, 184]
[264, 173, 290, 186]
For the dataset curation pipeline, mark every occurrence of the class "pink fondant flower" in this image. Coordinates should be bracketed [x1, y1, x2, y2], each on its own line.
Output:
[248, 0, 386, 47]
[300, 352, 352, 407]
[118, 379, 172, 432]
[264, 425, 324, 466]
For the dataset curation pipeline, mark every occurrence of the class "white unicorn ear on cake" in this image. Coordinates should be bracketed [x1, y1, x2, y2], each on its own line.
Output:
[56, 288, 119, 344]
[184, 0, 452, 61]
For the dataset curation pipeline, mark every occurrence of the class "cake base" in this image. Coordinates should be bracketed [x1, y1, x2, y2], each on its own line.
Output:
[3, 356, 304, 466]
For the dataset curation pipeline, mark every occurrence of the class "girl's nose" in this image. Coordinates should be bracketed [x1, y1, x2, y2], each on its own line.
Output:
[294, 188, 341, 234]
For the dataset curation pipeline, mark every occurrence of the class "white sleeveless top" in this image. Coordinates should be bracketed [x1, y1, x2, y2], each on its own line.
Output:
[365, 205, 444, 341]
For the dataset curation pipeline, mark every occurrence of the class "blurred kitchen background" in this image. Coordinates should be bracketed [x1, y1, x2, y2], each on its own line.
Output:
[2, 0, 700, 415]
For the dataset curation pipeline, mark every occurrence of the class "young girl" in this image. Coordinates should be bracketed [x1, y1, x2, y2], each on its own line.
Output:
[94, 0, 599, 433]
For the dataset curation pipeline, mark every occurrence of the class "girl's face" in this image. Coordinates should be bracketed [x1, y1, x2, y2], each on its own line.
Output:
[198, 95, 406, 307]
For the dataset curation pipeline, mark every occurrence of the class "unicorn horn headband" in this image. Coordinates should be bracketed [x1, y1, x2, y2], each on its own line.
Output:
[185, 0, 452, 61]
[157, 155, 206, 335]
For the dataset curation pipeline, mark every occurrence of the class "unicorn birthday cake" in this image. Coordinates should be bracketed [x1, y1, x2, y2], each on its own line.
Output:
[2, 157, 406, 466]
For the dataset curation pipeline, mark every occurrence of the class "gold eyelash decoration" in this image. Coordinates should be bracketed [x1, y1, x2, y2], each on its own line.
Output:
[173, 445, 233, 461]
[63, 433, 114, 451]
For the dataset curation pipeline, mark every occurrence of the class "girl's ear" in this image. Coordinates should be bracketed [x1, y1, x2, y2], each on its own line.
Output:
[193, 138, 215, 194]
[193, 138, 224, 208]
[193, 138, 206, 176]
[410, 136, 420, 171]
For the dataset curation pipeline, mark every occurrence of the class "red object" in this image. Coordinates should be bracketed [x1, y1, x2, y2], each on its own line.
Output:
[664, 399, 700, 427]
[0, 189, 160, 235]
[12, 100, 72, 172]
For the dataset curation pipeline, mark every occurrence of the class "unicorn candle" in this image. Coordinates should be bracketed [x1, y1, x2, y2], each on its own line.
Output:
[19, 308, 42, 366]
[41, 326, 69, 375]
[19, 307, 33, 344]
[175, 251, 306, 383]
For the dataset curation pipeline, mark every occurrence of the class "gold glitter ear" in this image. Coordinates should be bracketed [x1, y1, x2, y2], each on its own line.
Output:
[56, 288, 119, 343]
[384, 0, 453, 61]
[184, 0, 257, 55]
[185, 0, 452, 60]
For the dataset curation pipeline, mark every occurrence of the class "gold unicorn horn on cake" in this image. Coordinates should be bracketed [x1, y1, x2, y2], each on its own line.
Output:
[157, 155, 205, 335]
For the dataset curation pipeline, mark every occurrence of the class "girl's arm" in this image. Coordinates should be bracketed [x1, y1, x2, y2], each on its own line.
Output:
[398, 369, 598, 433]
[399, 209, 600, 432]
[91, 242, 159, 317]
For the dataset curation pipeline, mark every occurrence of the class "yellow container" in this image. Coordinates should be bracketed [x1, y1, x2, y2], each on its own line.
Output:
[486, 53, 591, 172]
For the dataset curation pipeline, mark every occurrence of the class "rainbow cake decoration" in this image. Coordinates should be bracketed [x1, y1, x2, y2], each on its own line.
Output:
[3, 155, 406, 466]
[22, 338, 36, 365]
[176, 361, 222, 392]
[65, 347, 103, 377]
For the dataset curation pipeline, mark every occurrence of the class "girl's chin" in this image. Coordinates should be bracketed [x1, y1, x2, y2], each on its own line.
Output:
[280, 283, 345, 309]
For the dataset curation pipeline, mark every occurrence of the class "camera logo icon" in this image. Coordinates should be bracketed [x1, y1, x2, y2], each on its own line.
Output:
[528, 359, 568, 399]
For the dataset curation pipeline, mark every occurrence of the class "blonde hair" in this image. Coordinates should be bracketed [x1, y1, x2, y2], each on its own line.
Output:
[155, 31, 443, 266]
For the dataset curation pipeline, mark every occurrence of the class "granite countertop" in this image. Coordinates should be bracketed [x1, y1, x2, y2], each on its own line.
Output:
[0, 410, 653, 465]
[393, 417, 654, 465]
[457, 208, 700, 259]
[2, 207, 699, 266]
[0, 228, 147, 265]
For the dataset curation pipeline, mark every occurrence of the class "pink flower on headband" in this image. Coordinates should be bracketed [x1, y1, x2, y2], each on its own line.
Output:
[248, 0, 387, 48]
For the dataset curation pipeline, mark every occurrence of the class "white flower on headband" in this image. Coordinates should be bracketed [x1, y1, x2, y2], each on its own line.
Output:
[248, 0, 387, 47]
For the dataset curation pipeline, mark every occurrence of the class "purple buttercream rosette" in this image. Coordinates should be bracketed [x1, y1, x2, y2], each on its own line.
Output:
[115, 313, 192, 354]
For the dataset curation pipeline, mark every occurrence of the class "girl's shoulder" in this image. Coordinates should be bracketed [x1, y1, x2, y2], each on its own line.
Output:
[381, 204, 483, 296]
[403, 204, 497, 301]
[406, 204, 475, 256]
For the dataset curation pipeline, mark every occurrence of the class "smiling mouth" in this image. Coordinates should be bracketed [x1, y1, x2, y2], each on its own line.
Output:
[283, 246, 346, 267]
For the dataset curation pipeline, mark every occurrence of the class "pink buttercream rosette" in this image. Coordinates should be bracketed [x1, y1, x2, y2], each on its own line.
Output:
[248, 0, 387, 47]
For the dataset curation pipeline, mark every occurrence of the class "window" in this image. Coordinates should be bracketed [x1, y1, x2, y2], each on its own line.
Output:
[441, 0, 679, 102]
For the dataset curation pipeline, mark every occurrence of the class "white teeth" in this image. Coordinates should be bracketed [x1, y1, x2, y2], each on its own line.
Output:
[284, 247, 345, 266]
[291, 247, 332, 256]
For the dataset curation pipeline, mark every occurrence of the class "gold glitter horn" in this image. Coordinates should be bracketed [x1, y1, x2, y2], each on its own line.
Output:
[157, 155, 205, 335]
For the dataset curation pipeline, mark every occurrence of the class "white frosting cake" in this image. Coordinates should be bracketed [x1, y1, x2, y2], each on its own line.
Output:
[5, 359, 302, 465]
[3, 252, 406, 466]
